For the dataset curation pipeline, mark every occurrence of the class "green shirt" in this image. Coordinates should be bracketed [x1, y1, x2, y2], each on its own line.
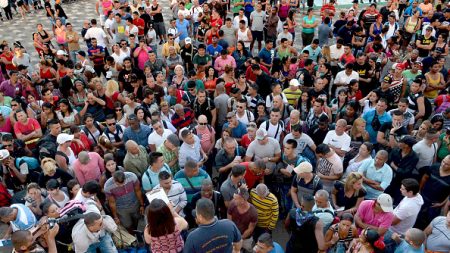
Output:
[157, 144, 180, 174]
[193, 54, 212, 66]
[438, 133, 449, 160]
[232, 0, 244, 14]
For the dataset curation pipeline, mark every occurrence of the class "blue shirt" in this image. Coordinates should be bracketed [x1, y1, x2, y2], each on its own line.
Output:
[176, 19, 190, 40]
[404, 6, 423, 17]
[174, 168, 210, 202]
[183, 218, 242, 253]
[358, 159, 393, 199]
[123, 124, 152, 147]
[394, 240, 425, 253]
[223, 121, 248, 138]
[269, 243, 285, 253]
[363, 109, 392, 143]
[206, 44, 223, 58]
[141, 164, 172, 191]
[258, 47, 274, 65]
[10, 204, 37, 232]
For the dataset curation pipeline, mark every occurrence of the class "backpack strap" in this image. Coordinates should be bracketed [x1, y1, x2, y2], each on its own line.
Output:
[312, 175, 320, 190]
[145, 170, 153, 187]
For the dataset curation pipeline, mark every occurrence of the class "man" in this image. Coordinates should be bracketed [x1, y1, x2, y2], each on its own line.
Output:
[184, 198, 242, 253]
[87, 38, 105, 78]
[251, 64, 273, 98]
[355, 193, 394, 236]
[377, 110, 408, 151]
[291, 161, 323, 209]
[123, 114, 151, 147]
[221, 18, 237, 47]
[193, 89, 217, 126]
[358, 150, 393, 200]
[11, 225, 59, 253]
[214, 83, 230, 130]
[245, 128, 281, 176]
[416, 26, 436, 58]
[66, 23, 81, 64]
[285, 194, 327, 253]
[111, 13, 127, 43]
[118, 58, 145, 94]
[315, 144, 343, 194]
[413, 128, 439, 172]
[227, 187, 258, 252]
[72, 212, 118, 253]
[391, 228, 426, 253]
[156, 134, 180, 174]
[141, 152, 172, 192]
[245, 83, 264, 114]
[148, 120, 172, 152]
[386, 136, 419, 204]
[149, 0, 167, 44]
[302, 39, 322, 63]
[220, 164, 246, 208]
[388, 98, 415, 132]
[0, 203, 36, 238]
[223, 112, 248, 142]
[193, 44, 212, 70]
[180, 37, 198, 72]
[174, 159, 210, 203]
[162, 33, 181, 58]
[191, 179, 226, 219]
[84, 19, 108, 48]
[258, 40, 274, 69]
[215, 137, 246, 184]
[312, 190, 335, 230]
[235, 99, 255, 125]
[259, 108, 285, 142]
[132, 11, 145, 40]
[206, 36, 223, 61]
[123, 140, 150, 177]
[72, 151, 105, 186]
[374, 76, 396, 107]
[306, 98, 328, 130]
[334, 63, 359, 95]
[144, 51, 168, 76]
[242, 159, 266, 190]
[171, 103, 195, 130]
[153, 171, 187, 216]
[102, 114, 125, 150]
[265, 6, 279, 41]
[214, 49, 236, 76]
[104, 171, 145, 231]
[323, 119, 351, 158]
[249, 183, 279, 241]
[254, 233, 284, 253]
[363, 98, 392, 143]
[249, 3, 265, 52]
[353, 54, 372, 96]
[178, 128, 208, 168]
[234, 8, 248, 29]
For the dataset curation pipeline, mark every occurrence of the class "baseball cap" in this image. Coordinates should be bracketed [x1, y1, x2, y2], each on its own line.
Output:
[166, 134, 180, 147]
[57, 50, 68, 56]
[377, 193, 394, 212]
[0, 149, 9, 160]
[293, 161, 313, 174]
[76, 51, 86, 57]
[255, 128, 268, 140]
[185, 37, 192, 44]
[289, 79, 300, 87]
[383, 75, 393, 83]
[247, 122, 257, 131]
[57, 133, 74, 144]
[399, 135, 417, 147]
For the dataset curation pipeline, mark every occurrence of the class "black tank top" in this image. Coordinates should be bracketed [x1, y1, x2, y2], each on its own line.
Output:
[151, 5, 163, 23]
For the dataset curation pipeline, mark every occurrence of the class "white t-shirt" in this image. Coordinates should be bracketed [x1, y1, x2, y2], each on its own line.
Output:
[259, 121, 285, 141]
[233, 15, 248, 29]
[236, 110, 255, 125]
[413, 140, 438, 169]
[84, 27, 107, 47]
[126, 25, 139, 37]
[283, 132, 315, 154]
[390, 194, 424, 235]
[329, 44, 345, 61]
[323, 131, 351, 157]
[147, 29, 157, 45]
[148, 129, 173, 148]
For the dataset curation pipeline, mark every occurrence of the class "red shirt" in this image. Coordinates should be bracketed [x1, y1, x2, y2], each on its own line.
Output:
[0, 52, 16, 71]
[241, 162, 264, 189]
[240, 134, 253, 149]
[245, 64, 270, 82]
[133, 18, 145, 36]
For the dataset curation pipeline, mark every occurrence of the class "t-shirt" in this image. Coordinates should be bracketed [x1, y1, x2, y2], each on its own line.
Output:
[390, 194, 424, 235]
[283, 133, 315, 155]
[141, 164, 172, 191]
[241, 162, 264, 189]
[104, 172, 140, 208]
[421, 165, 450, 203]
[412, 140, 438, 169]
[394, 240, 425, 253]
[425, 216, 450, 252]
[416, 35, 436, 57]
[316, 153, 343, 192]
[192, 54, 212, 66]
[227, 201, 258, 236]
[356, 200, 394, 234]
[250, 10, 265, 31]
[358, 159, 393, 199]
[13, 118, 41, 137]
[322, 131, 351, 155]
[246, 137, 281, 160]
[10, 204, 37, 232]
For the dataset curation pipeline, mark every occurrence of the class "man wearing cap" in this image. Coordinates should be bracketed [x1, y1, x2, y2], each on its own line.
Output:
[291, 161, 323, 209]
[386, 136, 419, 204]
[227, 187, 258, 252]
[283, 79, 302, 107]
[245, 128, 281, 172]
[156, 133, 180, 174]
[180, 37, 198, 73]
[184, 198, 242, 253]
[215, 137, 246, 184]
[249, 183, 279, 241]
[72, 151, 105, 186]
[354, 193, 394, 236]
[358, 150, 393, 200]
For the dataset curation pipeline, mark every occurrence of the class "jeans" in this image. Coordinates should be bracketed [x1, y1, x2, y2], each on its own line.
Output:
[383, 230, 398, 253]
[86, 233, 118, 253]
[280, 184, 293, 218]
[69, 50, 79, 64]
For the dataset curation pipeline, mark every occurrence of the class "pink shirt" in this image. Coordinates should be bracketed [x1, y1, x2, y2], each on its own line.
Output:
[214, 55, 237, 75]
[356, 200, 394, 234]
[195, 125, 215, 153]
[72, 152, 105, 186]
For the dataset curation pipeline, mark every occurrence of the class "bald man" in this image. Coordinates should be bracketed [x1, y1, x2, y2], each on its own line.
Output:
[123, 140, 151, 177]
[322, 119, 351, 158]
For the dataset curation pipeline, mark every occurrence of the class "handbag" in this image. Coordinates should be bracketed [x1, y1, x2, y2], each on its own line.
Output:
[112, 225, 137, 249]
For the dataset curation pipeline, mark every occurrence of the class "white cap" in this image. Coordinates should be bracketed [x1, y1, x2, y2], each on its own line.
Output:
[56, 50, 68, 56]
[377, 193, 394, 212]
[293, 161, 313, 174]
[57, 133, 74, 144]
[0, 149, 10, 160]
[255, 128, 268, 140]
[185, 37, 192, 44]
[289, 79, 300, 87]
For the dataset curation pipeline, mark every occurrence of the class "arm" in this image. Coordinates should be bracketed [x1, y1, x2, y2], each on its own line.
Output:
[291, 186, 301, 208]
[415, 96, 425, 120]
[134, 182, 145, 214]
[107, 195, 120, 222]
[315, 220, 327, 251]
[241, 222, 257, 239]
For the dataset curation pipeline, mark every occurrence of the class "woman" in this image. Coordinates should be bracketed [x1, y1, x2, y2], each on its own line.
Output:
[135, 106, 152, 125]
[215, 128, 237, 150]
[368, 15, 383, 43]
[13, 109, 43, 146]
[160, 101, 175, 122]
[144, 199, 188, 253]
[57, 99, 79, 130]
[424, 211, 450, 253]
[0, 110, 12, 133]
[221, 66, 236, 93]
[25, 183, 45, 218]
[40, 102, 58, 129]
[316, 62, 332, 92]
[348, 81, 363, 102]
[278, 0, 290, 22]
[25, 94, 42, 121]
[332, 172, 366, 215]
[70, 125, 92, 155]
[390, 64, 406, 103]
[45, 179, 70, 208]
[402, 10, 421, 49]
[37, 23, 53, 46]
[359, 90, 379, 114]
[82, 113, 104, 146]
[337, 101, 359, 127]
[348, 229, 385, 253]
[330, 89, 348, 121]
[67, 179, 80, 200]
[71, 80, 89, 112]
[325, 213, 358, 253]
[203, 66, 218, 97]
[345, 142, 373, 178]
[54, 19, 68, 53]
[55, 59, 68, 83]
[302, 8, 317, 47]
[412, 120, 432, 142]
[232, 72, 249, 95]
[433, 33, 449, 56]
[56, 133, 77, 171]
[104, 80, 125, 114]
[255, 102, 269, 126]
[79, 92, 106, 123]
[407, 80, 428, 122]
[241, 122, 256, 149]
[38, 157, 73, 188]
[171, 65, 188, 90]
[99, 153, 123, 188]
[123, 93, 140, 116]
[39, 60, 57, 83]
[287, 10, 297, 42]
[113, 102, 127, 126]
[296, 92, 311, 121]
[33, 32, 45, 55]
[232, 41, 250, 70]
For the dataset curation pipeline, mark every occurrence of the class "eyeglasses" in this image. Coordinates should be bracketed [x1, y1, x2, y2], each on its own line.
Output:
[11, 104, 18, 107]
[115, 108, 122, 111]
[199, 122, 207, 125]
[237, 106, 244, 109]
[3, 144, 12, 147]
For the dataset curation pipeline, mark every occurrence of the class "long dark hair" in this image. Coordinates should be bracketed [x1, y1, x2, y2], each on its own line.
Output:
[146, 199, 175, 237]
[58, 98, 74, 115]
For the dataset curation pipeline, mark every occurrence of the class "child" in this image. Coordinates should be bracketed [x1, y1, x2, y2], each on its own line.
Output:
[391, 228, 426, 253]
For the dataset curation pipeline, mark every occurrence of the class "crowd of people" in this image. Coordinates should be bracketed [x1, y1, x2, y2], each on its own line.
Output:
[0, 0, 449, 252]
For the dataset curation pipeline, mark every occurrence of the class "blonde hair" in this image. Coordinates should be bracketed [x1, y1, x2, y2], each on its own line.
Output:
[350, 117, 366, 139]
[321, 46, 331, 62]
[41, 157, 58, 175]
[105, 80, 119, 97]
[344, 172, 363, 196]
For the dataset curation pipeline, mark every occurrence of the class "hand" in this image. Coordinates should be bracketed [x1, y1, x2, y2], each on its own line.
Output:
[202, 153, 208, 161]
[332, 232, 339, 244]
[47, 223, 59, 240]
[431, 202, 444, 208]
[139, 206, 145, 215]
[263, 157, 269, 163]
[391, 232, 400, 241]
[114, 217, 120, 224]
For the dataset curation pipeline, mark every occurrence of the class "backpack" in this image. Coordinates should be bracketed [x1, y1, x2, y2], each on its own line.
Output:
[264, 119, 285, 140]
[15, 157, 40, 171]
[435, 95, 450, 114]
[82, 122, 103, 145]
[301, 145, 317, 169]
[59, 199, 87, 217]
[103, 124, 124, 143]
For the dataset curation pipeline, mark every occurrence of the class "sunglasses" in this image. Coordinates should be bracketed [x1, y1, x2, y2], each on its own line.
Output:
[199, 122, 207, 125]
[107, 123, 115, 126]
[3, 144, 12, 147]
[115, 108, 122, 111]
[237, 106, 244, 109]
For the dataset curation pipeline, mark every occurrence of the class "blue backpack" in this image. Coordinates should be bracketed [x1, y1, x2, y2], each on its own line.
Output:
[15, 157, 40, 171]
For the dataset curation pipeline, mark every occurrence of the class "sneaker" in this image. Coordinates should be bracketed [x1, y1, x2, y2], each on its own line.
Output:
[159, 40, 164, 45]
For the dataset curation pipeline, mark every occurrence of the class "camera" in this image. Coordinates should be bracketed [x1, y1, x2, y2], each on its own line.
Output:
[47, 213, 85, 229]
[47, 218, 59, 229]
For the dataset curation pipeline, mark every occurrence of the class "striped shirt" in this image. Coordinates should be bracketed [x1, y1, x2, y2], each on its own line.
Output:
[154, 180, 188, 216]
[249, 189, 279, 230]
[283, 87, 302, 106]
[104, 172, 140, 209]
[174, 169, 210, 203]
[157, 143, 179, 174]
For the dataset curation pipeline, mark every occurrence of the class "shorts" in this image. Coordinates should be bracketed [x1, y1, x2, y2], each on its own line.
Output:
[154, 22, 166, 36]
[252, 30, 263, 42]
